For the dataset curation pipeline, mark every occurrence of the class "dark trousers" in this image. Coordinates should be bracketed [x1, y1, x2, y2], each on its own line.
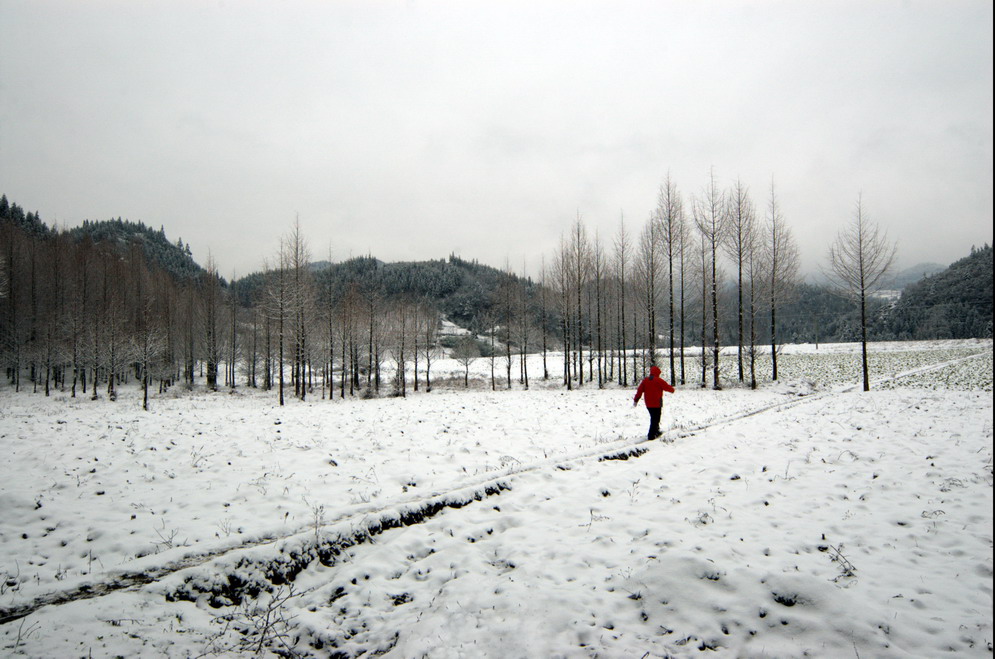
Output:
[646, 406, 662, 440]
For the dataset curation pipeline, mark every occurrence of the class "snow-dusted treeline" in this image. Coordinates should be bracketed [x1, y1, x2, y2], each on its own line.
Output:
[542, 172, 823, 395]
[3, 189, 989, 410]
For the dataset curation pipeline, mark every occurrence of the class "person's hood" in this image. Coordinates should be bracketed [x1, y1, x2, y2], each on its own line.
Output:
[650, 366, 661, 377]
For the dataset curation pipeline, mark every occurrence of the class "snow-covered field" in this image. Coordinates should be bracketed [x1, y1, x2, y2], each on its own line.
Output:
[1, 340, 992, 657]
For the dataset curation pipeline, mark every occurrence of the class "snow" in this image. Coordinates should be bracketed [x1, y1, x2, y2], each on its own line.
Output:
[1, 340, 992, 657]
[438, 318, 472, 338]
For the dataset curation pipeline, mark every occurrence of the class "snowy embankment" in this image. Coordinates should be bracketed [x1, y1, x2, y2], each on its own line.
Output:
[1, 341, 992, 657]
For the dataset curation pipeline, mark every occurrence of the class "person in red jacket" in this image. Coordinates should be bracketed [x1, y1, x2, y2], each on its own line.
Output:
[633, 365, 676, 440]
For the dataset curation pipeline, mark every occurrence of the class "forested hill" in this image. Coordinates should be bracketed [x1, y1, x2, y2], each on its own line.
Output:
[0, 195, 50, 238]
[1, 195, 204, 281]
[231, 255, 536, 331]
[885, 244, 993, 340]
[65, 219, 204, 281]
[772, 247, 993, 344]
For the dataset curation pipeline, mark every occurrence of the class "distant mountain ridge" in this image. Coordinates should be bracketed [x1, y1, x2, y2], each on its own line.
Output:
[806, 261, 945, 290]
[885, 262, 945, 289]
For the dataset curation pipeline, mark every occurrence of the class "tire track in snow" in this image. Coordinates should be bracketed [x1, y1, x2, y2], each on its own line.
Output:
[1, 350, 985, 626]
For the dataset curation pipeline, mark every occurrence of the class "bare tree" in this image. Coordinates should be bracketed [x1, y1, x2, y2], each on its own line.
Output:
[483, 311, 498, 391]
[366, 293, 388, 395]
[765, 179, 800, 382]
[285, 220, 314, 401]
[411, 301, 421, 392]
[612, 216, 632, 385]
[539, 257, 550, 381]
[552, 235, 574, 389]
[658, 174, 685, 384]
[39, 233, 70, 396]
[591, 233, 607, 387]
[69, 239, 91, 396]
[159, 269, 181, 393]
[634, 215, 662, 372]
[321, 251, 336, 399]
[1, 221, 21, 390]
[133, 296, 166, 411]
[201, 255, 224, 392]
[513, 270, 535, 389]
[570, 218, 591, 386]
[265, 249, 289, 405]
[101, 247, 129, 400]
[339, 284, 364, 397]
[744, 212, 763, 390]
[452, 334, 479, 388]
[828, 195, 897, 391]
[678, 204, 688, 385]
[181, 279, 198, 390]
[227, 270, 239, 390]
[693, 230, 710, 388]
[418, 302, 440, 392]
[726, 179, 756, 384]
[692, 168, 727, 390]
[497, 266, 517, 389]
[390, 299, 413, 397]
[258, 259, 277, 393]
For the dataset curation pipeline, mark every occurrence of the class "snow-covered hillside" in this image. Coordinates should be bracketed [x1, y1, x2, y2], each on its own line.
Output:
[1, 341, 991, 657]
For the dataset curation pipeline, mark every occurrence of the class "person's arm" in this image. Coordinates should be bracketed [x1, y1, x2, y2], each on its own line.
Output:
[633, 380, 645, 405]
[662, 379, 675, 394]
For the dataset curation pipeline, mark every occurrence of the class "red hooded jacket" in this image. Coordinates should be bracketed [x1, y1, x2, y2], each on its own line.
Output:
[634, 366, 675, 408]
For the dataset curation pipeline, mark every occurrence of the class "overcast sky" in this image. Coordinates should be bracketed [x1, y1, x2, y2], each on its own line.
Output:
[1, 0, 991, 279]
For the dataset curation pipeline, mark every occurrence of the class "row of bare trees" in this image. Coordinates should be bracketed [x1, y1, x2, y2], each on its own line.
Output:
[0, 217, 448, 407]
[0, 220, 227, 409]
[1, 178, 897, 402]
[251, 195, 891, 399]
[250, 222, 451, 404]
[549, 171, 803, 390]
